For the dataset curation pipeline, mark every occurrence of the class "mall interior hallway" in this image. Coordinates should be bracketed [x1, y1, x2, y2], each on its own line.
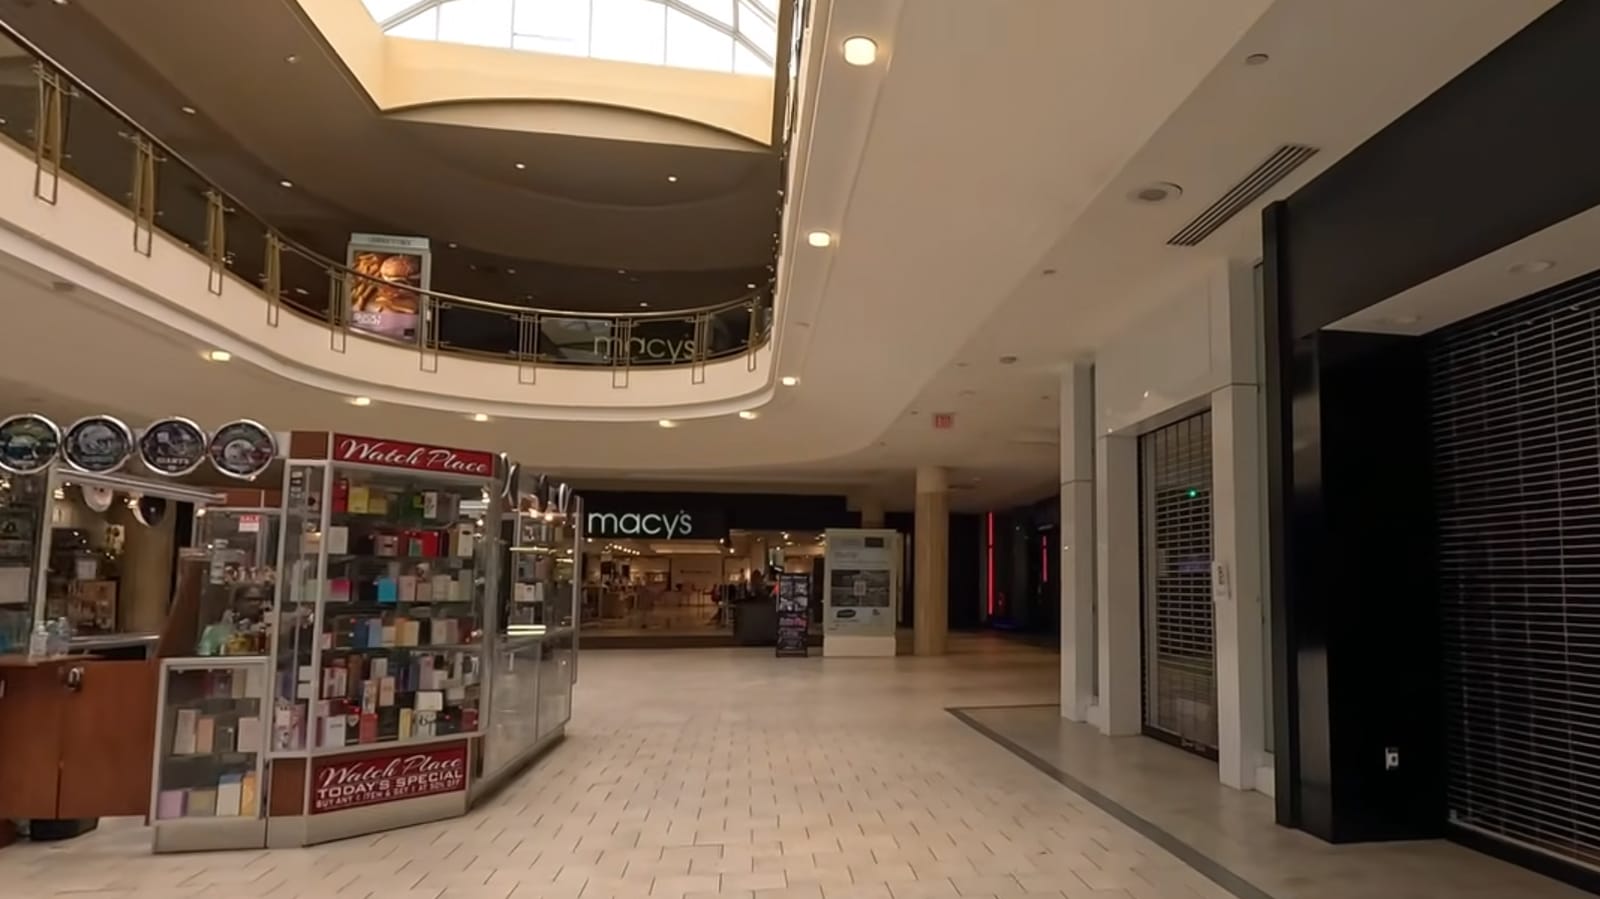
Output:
[0, 635, 1586, 899]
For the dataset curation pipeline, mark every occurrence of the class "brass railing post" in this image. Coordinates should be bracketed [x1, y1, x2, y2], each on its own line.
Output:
[690, 312, 710, 385]
[746, 300, 759, 372]
[517, 312, 539, 385]
[327, 267, 348, 354]
[128, 134, 156, 256]
[418, 296, 438, 373]
[263, 231, 282, 326]
[203, 189, 227, 295]
[32, 65, 64, 205]
[611, 318, 632, 390]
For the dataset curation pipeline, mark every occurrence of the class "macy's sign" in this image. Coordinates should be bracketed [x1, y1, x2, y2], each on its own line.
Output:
[587, 510, 695, 538]
[592, 335, 696, 363]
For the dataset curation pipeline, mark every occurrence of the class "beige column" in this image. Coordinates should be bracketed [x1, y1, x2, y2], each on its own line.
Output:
[1059, 363, 1096, 722]
[859, 496, 886, 529]
[913, 466, 949, 656]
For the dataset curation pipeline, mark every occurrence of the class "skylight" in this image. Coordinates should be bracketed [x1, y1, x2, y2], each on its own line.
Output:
[363, 0, 779, 75]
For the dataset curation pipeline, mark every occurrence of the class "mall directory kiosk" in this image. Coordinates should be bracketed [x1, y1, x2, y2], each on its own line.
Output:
[0, 413, 279, 840]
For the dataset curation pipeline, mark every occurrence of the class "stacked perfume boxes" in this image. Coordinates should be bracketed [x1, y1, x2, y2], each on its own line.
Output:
[158, 667, 265, 820]
[156, 771, 259, 820]
[313, 650, 480, 748]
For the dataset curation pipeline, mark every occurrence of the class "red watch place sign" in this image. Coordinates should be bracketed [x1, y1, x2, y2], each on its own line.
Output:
[310, 742, 468, 814]
[332, 434, 494, 477]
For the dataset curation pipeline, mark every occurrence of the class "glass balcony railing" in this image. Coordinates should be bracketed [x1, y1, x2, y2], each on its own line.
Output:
[0, 30, 775, 378]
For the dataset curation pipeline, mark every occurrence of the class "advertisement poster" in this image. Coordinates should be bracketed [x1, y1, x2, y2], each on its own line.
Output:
[310, 742, 467, 814]
[776, 573, 810, 657]
[346, 233, 430, 343]
[824, 530, 896, 637]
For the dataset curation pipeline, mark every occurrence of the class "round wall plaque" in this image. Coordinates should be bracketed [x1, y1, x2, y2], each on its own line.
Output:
[208, 420, 276, 480]
[0, 414, 61, 475]
[139, 417, 208, 477]
[62, 416, 134, 474]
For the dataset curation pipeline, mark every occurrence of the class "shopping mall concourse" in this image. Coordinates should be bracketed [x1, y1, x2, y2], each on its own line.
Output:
[4, 1, 1600, 898]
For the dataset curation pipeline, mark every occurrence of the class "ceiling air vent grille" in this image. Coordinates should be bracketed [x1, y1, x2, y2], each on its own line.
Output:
[1167, 144, 1319, 247]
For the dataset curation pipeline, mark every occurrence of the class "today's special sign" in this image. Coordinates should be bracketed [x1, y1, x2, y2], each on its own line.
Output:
[310, 742, 468, 814]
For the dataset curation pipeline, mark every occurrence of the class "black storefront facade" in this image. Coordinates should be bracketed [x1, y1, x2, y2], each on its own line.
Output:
[1263, 1, 1600, 889]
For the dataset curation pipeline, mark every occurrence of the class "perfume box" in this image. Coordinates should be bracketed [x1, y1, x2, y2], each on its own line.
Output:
[361, 680, 378, 713]
[216, 774, 243, 817]
[173, 708, 199, 755]
[379, 676, 396, 707]
[322, 714, 345, 748]
[381, 624, 396, 647]
[432, 574, 453, 601]
[369, 492, 390, 515]
[239, 772, 259, 816]
[347, 486, 369, 515]
[375, 535, 399, 558]
[376, 578, 398, 604]
[416, 690, 444, 712]
[399, 708, 414, 739]
[345, 713, 362, 746]
[398, 576, 417, 603]
[359, 712, 378, 744]
[195, 716, 216, 754]
[325, 526, 349, 555]
[189, 787, 218, 817]
[237, 716, 263, 753]
[370, 657, 389, 680]
[414, 710, 438, 737]
[157, 789, 186, 820]
[452, 525, 475, 559]
[422, 491, 439, 520]
[332, 478, 349, 514]
[329, 577, 351, 603]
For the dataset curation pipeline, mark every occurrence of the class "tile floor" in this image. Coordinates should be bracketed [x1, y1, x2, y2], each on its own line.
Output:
[0, 637, 1583, 899]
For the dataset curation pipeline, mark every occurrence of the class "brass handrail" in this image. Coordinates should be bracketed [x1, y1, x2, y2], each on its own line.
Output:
[0, 21, 776, 371]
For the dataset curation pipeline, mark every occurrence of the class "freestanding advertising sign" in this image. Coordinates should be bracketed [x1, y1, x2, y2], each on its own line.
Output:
[822, 528, 901, 657]
[775, 573, 810, 657]
[346, 233, 431, 343]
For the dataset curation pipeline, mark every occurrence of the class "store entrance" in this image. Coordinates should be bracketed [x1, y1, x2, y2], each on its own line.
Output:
[1139, 412, 1218, 759]
[581, 530, 824, 644]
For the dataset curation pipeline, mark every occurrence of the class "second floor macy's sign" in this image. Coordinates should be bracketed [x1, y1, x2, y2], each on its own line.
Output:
[587, 510, 697, 539]
[333, 434, 494, 477]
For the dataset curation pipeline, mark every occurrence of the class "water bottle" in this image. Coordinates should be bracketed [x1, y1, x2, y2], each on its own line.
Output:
[53, 617, 72, 657]
[27, 621, 49, 660]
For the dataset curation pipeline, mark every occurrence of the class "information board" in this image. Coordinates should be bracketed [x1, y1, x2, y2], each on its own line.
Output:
[776, 573, 810, 657]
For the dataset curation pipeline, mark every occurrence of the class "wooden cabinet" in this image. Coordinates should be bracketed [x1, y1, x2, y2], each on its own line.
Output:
[0, 656, 157, 820]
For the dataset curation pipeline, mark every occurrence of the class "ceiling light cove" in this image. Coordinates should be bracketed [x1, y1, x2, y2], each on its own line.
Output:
[806, 230, 833, 248]
[842, 36, 879, 66]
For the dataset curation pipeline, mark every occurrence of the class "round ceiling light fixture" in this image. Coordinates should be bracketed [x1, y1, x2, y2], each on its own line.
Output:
[204, 349, 232, 363]
[514, 162, 527, 170]
[349, 396, 372, 407]
[666, 174, 679, 183]
[180, 105, 197, 115]
[780, 376, 800, 387]
[1245, 52, 1271, 66]
[806, 230, 833, 248]
[285, 54, 299, 64]
[842, 36, 878, 66]
[1129, 182, 1183, 204]
[278, 179, 294, 189]
[1510, 259, 1556, 274]
[658, 419, 678, 429]
[470, 413, 490, 422]
[738, 410, 759, 420]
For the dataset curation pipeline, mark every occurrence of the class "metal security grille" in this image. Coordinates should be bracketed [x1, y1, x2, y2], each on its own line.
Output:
[1432, 270, 1600, 869]
[1140, 412, 1218, 755]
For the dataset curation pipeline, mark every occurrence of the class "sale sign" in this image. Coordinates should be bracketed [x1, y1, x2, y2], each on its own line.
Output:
[332, 434, 494, 477]
[310, 742, 468, 814]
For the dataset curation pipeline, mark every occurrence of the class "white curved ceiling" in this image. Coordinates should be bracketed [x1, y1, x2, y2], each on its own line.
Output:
[0, 0, 1558, 511]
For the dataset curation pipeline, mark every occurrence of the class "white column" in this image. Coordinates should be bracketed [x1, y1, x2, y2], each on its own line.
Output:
[1211, 384, 1265, 790]
[1059, 364, 1096, 722]
[913, 466, 949, 656]
[1095, 433, 1142, 736]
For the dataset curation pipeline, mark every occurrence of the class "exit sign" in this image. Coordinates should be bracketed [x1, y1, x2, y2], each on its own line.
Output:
[933, 413, 955, 430]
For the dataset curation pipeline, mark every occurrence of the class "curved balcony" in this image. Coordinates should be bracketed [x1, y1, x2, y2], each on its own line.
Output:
[0, 33, 775, 383]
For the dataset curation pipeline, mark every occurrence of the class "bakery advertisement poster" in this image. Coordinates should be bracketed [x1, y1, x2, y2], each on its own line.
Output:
[346, 232, 430, 343]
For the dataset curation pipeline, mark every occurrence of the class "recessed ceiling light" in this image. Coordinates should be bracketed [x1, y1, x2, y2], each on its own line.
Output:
[1129, 182, 1183, 204]
[447, 242, 458, 249]
[204, 349, 231, 363]
[1042, 268, 1057, 277]
[780, 376, 800, 387]
[842, 36, 878, 66]
[514, 162, 527, 170]
[616, 268, 627, 275]
[738, 410, 759, 420]
[998, 355, 1019, 365]
[507, 267, 517, 274]
[666, 174, 679, 183]
[350, 396, 372, 407]
[278, 179, 293, 188]
[639, 301, 649, 308]
[806, 230, 833, 248]
[470, 413, 490, 422]
[1510, 259, 1555, 274]
[658, 419, 678, 429]
[1245, 52, 1271, 66]
[746, 282, 758, 289]
[285, 54, 299, 64]
[180, 105, 197, 115]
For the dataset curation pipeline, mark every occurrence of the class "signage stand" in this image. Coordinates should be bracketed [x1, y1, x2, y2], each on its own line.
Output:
[775, 573, 809, 658]
[821, 528, 901, 657]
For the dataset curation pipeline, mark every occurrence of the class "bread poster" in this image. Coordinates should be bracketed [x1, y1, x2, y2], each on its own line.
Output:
[345, 233, 430, 342]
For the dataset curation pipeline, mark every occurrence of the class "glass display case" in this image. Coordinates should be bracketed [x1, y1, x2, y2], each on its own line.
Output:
[264, 432, 504, 848]
[193, 508, 279, 657]
[150, 656, 269, 852]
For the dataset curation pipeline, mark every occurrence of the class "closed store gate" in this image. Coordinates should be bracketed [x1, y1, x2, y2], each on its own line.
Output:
[1432, 271, 1600, 870]
[1139, 412, 1217, 757]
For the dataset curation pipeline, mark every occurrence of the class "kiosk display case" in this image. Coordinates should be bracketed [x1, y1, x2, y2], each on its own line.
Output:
[265, 432, 504, 848]
[150, 656, 269, 852]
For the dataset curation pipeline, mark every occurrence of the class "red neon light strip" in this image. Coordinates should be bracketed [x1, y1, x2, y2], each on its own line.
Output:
[986, 513, 995, 616]
[1041, 535, 1048, 583]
